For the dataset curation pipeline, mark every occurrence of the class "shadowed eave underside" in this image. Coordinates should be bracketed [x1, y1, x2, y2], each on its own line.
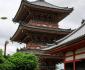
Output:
[10, 25, 71, 43]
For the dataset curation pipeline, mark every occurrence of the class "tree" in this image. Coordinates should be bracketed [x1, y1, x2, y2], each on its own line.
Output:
[0, 60, 15, 70]
[8, 52, 39, 70]
[0, 49, 5, 64]
[0, 49, 15, 70]
[0, 50, 39, 70]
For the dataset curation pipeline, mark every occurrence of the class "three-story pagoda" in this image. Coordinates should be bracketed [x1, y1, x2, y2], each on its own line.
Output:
[11, 0, 73, 70]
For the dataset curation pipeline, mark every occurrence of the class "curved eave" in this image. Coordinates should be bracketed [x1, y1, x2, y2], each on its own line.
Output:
[13, 0, 28, 22]
[22, 25, 71, 34]
[13, 0, 73, 22]
[28, 1, 73, 13]
[10, 25, 70, 43]
[26, 0, 73, 12]
[44, 35, 85, 54]
[10, 25, 23, 42]
[13, 0, 23, 22]
[42, 22, 85, 51]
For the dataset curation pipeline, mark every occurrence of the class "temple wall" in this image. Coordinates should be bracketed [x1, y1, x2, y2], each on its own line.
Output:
[26, 42, 47, 49]
[65, 47, 85, 62]
[75, 54, 85, 60]
[75, 47, 85, 60]
[65, 51, 73, 61]
[65, 51, 73, 56]
[75, 47, 85, 54]
[26, 42, 41, 49]
[26, 20, 58, 28]
[65, 56, 73, 61]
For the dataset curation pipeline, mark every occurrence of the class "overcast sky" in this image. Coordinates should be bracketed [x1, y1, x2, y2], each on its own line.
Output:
[0, 0, 85, 54]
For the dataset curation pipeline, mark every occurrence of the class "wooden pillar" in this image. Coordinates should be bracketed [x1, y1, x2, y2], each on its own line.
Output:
[64, 53, 66, 70]
[73, 51, 76, 70]
[64, 63, 66, 70]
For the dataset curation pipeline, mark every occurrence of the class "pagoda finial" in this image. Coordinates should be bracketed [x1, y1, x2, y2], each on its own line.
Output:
[81, 19, 85, 25]
[38, 0, 45, 2]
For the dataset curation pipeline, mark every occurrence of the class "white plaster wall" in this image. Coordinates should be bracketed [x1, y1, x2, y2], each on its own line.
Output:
[75, 54, 85, 60]
[75, 47, 85, 54]
[65, 56, 73, 61]
[65, 51, 73, 56]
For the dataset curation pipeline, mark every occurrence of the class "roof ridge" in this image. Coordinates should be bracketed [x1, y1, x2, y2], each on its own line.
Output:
[44, 1, 68, 9]
[30, 0, 73, 10]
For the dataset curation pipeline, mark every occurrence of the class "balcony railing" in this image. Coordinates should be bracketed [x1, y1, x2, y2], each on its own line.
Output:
[22, 25, 72, 33]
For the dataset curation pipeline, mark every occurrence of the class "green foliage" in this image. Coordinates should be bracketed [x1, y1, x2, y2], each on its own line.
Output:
[8, 52, 38, 70]
[0, 56, 5, 64]
[0, 50, 39, 70]
[0, 60, 15, 70]
[0, 49, 14, 70]
[0, 49, 3, 56]
[0, 49, 5, 64]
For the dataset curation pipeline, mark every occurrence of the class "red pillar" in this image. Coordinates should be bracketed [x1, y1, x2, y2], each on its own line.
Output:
[64, 63, 66, 70]
[73, 51, 76, 70]
[64, 53, 66, 70]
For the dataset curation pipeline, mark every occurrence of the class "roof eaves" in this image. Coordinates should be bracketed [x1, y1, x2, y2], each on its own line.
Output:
[13, 0, 30, 22]
[10, 25, 21, 41]
[30, 0, 73, 11]
[22, 25, 71, 34]
[42, 22, 85, 51]
[24, 0, 73, 12]
[13, 0, 73, 22]
[55, 22, 85, 44]
[42, 34, 85, 51]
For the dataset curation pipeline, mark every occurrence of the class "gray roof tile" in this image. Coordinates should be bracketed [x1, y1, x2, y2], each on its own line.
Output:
[30, 0, 69, 9]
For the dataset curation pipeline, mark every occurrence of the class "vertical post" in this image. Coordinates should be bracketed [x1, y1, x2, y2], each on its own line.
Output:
[73, 51, 76, 70]
[64, 63, 66, 70]
[64, 53, 66, 70]
[4, 43, 6, 57]
[4, 41, 9, 57]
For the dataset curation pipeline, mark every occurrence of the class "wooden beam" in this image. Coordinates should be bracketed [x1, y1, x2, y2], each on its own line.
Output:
[21, 35, 30, 43]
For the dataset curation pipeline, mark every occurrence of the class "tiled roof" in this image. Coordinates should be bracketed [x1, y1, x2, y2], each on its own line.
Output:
[30, 0, 68, 9]
[42, 22, 85, 50]
[13, 0, 73, 22]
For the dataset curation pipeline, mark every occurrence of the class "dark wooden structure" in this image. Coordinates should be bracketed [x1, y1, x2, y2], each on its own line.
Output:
[11, 0, 73, 70]
[43, 21, 85, 70]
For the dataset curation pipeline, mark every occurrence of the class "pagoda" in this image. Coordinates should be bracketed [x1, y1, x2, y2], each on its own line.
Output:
[11, 0, 73, 70]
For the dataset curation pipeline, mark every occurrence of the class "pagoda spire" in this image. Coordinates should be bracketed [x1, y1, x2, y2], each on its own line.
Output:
[38, 0, 45, 2]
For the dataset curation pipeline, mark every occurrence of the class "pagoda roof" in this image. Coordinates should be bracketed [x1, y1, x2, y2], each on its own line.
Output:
[42, 21, 85, 50]
[31, 0, 69, 9]
[13, 0, 73, 22]
[11, 25, 71, 43]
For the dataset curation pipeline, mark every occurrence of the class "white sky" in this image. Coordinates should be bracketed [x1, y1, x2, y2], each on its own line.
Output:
[0, 0, 85, 54]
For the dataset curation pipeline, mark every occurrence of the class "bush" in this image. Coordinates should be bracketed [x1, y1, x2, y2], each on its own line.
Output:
[0, 60, 15, 70]
[0, 50, 39, 70]
[0, 49, 5, 64]
[8, 52, 38, 70]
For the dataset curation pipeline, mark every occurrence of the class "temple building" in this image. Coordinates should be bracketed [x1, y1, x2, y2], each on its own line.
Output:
[43, 20, 85, 70]
[11, 0, 73, 70]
